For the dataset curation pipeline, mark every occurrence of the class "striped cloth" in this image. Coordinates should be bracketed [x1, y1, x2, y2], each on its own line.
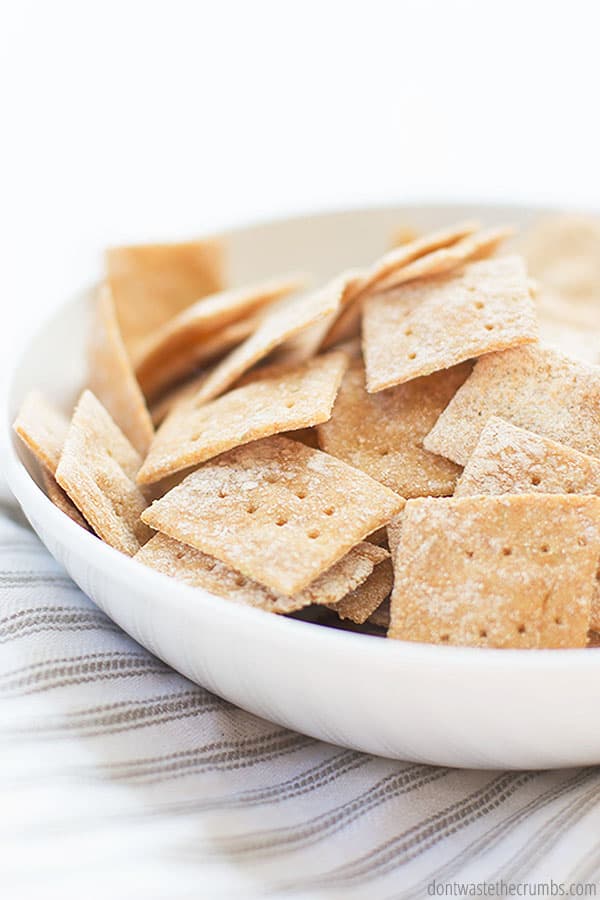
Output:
[2, 484, 600, 900]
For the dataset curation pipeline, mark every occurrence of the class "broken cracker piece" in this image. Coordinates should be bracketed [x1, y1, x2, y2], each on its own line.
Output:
[425, 344, 600, 466]
[363, 255, 536, 392]
[137, 351, 349, 484]
[88, 284, 154, 456]
[141, 434, 404, 596]
[328, 558, 393, 624]
[136, 533, 387, 614]
[389, 494, 600, 649]
[317, 358, 470, 497]
[106, 237, 224, 357]
[56, 390, 152, 555]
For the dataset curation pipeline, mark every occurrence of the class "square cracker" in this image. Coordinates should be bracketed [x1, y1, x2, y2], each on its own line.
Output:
[56, 390, 152, 556]
[137, 351, 348, 484]
[88, 284, 154, 456]
[141, 434, 404, 596]
[328, 558, 393, 625]
[106, 237, 224, 357]
[320, 221, 481, 348]
[135, 275, 303, 398]
[425, 344, 600, 466]
[317, 358, 470, 497]
[389, 494, 600, 649]
[363, 255, 536, 392]
[191, 274, 349, 404]
[455, 417, 600, 632]
[135, 533, 387, 615]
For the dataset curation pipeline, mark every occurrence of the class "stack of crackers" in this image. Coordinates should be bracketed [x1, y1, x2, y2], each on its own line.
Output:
[14, 217, 600, 649]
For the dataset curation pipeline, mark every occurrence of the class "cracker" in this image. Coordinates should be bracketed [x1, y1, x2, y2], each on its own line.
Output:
[368, 597, 391, 630]
[141, 435, 404, 595]
[317, 358, 470, 497]
[56, 391, 152, 555]
[389, 494, 600, 649]
[328, 558, 393, 624]
[135, 276, 303, 397]
[363, 256, 536, 392]
[321, 221, 480, 348]
[136, 533, 387, 614]
[425, 344, 600, 466]
[40, 468, 91, 530]
[106, 237, 224, 357]
[386, 513, 404, 559]
[522, 214, 600, 306]
[88, 284, 154, 456]
[13, 390, 69, 475]
[137, 351, 349, 484]
[189, 273, 349, 404]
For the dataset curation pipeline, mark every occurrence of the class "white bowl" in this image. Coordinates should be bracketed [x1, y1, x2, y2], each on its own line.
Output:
[4, 203, 599, 770]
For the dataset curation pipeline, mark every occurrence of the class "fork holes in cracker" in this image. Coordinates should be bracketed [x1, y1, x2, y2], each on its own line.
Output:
[475, 300, 484, 309]
[307, 529, 320, 539]
[517, 624, 526, 634]
[540, 544, 549, 553]
[276, 517, 288, 527]
[484, 324, 494, 331]
[296, 490, 307, 500]
[285, 401, 295, 409]
[479, 629, 487, 638]
[323, 507, 335, 516]
[502, 547, 512, 556]
[531, 475, 541, 486]
[408, 352, 416, 360]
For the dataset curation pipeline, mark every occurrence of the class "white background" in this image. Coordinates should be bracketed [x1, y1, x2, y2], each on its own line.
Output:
[2, 0, 600, 346]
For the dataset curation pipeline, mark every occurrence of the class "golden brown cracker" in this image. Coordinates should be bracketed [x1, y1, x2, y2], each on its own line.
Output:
[106, 237, 224, 356]
[88, 284, 154, 456]
[425, 344, 600, 466]
[40, 468, 91, 530]
[317, 358, 470, 497]
[13, 390, 69, 475]
[137, 352, 349, 484]
[389, 494, 600, 649]
[328, 558, 393, 624]
[56, 391, 152, 555]
[368, 597, 391, 630]
[136, 533, 386, 614]
[141, 434, 404, 595]
[363, 256, 536, 392]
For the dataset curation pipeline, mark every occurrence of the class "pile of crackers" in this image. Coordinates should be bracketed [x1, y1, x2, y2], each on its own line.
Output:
[13, 217, 600, 649]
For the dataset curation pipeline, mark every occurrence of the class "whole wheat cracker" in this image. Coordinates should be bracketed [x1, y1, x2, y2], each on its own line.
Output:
[190, 274, 350, 405]
[136, 533, 387, 614]
[56, 390, 152, 556]
[150, 371, 209, 427]
[141, 434, 404, 596]
[137, 351, 349, 484]
[425, 344, 600, 466]
[368, 597, 391, 630]
[386, 513, 404, 560]
[327, 558, 393, 624]
[40, 468, 91, 530]
[317, 358, 470, 497]
[135, 276, 303, 397]
[389, 494, 600, 649]
[106, 238, 224, 357]
[363, 256, 536, 393]
[320, 221, 480, 348]
[88, 284, 154, 456]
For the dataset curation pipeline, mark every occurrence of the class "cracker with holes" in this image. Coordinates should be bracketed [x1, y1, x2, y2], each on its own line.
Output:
[106, 238, 224, 357]
[425, 344, 600, 466]
[88, 284, 154, 456]
[136, 533, 387, 614]
[13, 390, 91, 530]
[317, 358, 470, 497]
[389, 494, 600, 649]
[138, 351, 349, 484]
[363, 256, 536, 392]
[192, 273, 350, 404]
[136, 276, 303, 399]
[141, 435, 404, 595]
[328, 558, 393, 624]
[56, 390, 152, 555]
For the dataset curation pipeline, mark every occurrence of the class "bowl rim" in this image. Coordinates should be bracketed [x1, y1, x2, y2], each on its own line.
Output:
[3, 199, 599, 672]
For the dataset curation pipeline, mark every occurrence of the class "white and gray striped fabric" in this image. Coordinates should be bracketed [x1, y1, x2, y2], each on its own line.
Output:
[2, 484, 600, 900]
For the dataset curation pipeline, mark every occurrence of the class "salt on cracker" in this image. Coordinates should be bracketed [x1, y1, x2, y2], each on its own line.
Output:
[320, 221, 480, 348]
[363, 255, 536, 393]
[141, 434, 404, 596]
[136, 533, 387, 614]
[137, 351, 349, 484]
[13, 391, 91, 530]
[317, 358, 470, 497]
[328, 558, 393, 624]
[88, 284, 154, 456]
[189, 273, 350, 405]
[425, 344, 600, 466]
[106, 237, 224, 357]
[389, 494, 600, 649]
[135, 276, 303, 398]
[56, 390, 152, 556]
